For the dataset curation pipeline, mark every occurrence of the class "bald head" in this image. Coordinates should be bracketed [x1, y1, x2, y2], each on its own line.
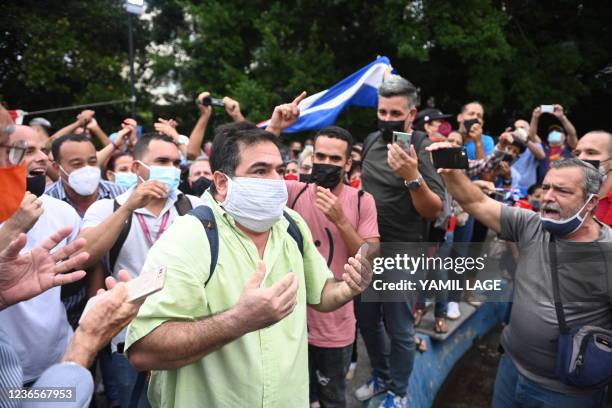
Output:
[574, 130, 612, 172]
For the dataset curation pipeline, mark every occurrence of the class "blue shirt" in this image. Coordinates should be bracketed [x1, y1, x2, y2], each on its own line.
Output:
[512, 144, 543, 190]
[465, 134, 495, 160]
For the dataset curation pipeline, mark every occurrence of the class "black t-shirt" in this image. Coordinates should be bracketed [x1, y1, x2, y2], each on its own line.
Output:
[361, 130, 445, 242]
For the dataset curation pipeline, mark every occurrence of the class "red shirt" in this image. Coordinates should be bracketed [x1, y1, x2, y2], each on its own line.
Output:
[595, 191, 612, 226]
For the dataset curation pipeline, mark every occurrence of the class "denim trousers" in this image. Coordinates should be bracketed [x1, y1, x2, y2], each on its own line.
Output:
[355, 297, 415, 397]
[308, 344, 353, 407]
[111, 352, 151, 408]
[492, 353, 607, 408]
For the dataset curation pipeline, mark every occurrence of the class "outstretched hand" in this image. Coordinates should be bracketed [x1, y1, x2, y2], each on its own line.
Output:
[0, 227, 89, 310]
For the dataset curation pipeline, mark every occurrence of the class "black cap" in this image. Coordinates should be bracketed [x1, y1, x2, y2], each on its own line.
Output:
[414, 108, 452, 129]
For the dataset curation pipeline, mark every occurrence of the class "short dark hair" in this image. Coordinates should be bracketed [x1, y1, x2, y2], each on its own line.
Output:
[212, 121, 258, 151]
[51, 134, 95, 162]
[527, 183, 542, 196]
[314, 126, 354, 158]
[461, 101, 485, 114]
[105, 152, 133, 175]
[210, 128, 280, 176]
[133, 133, 177, 160]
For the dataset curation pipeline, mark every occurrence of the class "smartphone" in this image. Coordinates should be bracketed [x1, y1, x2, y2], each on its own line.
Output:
[392, 131, 411, 151]
[78, 266, 167, 324]
[431, 147, 469, 170]
[463, 118, 480, 134]
[125, 265, 167, 303]
[200, 96, 225, 107]
[540, 104, 554, 114]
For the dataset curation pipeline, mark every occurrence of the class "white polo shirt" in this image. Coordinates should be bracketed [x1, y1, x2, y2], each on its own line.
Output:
[82, 187, 203, 350]
[82, 187, 204, 278]
[0, 194, 81, 383]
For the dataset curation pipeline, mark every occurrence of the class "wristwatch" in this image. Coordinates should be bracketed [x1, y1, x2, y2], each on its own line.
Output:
[404, 175, 424, 191]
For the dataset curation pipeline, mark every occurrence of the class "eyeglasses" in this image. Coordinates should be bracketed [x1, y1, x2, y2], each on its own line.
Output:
[0, 140, 28, 165]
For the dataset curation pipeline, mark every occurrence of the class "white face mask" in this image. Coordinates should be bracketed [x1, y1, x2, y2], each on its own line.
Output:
[61, 165, 101, 196]
[221, 176, 288, 233]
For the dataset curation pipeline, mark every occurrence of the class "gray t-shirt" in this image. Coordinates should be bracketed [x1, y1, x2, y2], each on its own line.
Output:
[361, 131, 446, 242]
[499, 205, 612, 394]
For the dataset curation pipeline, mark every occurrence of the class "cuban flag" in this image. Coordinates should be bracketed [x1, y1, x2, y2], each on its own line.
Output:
[259, 56, 392, 133]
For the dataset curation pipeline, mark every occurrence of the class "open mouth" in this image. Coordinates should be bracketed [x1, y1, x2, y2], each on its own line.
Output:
[28, 168, 46, 177]
[542, 208, 560, 219]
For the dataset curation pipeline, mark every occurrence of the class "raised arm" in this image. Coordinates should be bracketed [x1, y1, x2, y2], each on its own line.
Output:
[187, 92, 212, 160]
[554, 104, 578, 149]
[265, 92, 307, 137]
[427, 143, 503, 233]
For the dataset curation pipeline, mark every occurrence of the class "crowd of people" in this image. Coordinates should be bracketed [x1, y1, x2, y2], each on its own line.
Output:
[1, 71, 611, 408]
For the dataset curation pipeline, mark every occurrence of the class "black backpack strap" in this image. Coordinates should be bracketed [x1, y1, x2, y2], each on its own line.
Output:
[109, 199, 132, 273]
[174, 194, 193, 216]
[188, 205, 219, 287]
[549, 235, 570, 334]
[283, 211, 304, 256]
[290, 184, 309, 209]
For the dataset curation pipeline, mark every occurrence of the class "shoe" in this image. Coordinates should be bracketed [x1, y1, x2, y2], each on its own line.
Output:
[377, 391, 407, 408]
[354, 375, 387, 401]
[447, 302, 461, 320]
[346, 362, 357, 380]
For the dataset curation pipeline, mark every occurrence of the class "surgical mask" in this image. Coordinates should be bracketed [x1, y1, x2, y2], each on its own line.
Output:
[61, 165, 101, 196]
[548, 130, 563, 145]
[310, 163, 343, 189]
[113, 171, 138, 189]
[26, 174, 47, 197]
[222, 176, 288, 232]
[0, 162, 27, 222]
[540, 194, 595, 237]
[138, 161, 181, 194]
[378, 119, 406, 143]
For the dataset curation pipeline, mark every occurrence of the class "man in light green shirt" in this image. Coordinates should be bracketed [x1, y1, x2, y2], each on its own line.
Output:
[126, 126, 372, 408]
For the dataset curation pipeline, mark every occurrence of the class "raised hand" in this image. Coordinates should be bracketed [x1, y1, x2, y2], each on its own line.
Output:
[0, 227, 89, 310]
[266, 91, 307, 135]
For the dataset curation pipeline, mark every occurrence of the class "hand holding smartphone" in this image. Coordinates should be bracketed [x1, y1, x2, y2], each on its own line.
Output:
[431, 147, 469, 170]
[540, 105, 554, 114]
[392, 131, 411, 151]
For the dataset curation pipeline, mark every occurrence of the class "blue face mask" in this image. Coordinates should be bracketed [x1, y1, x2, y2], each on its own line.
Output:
[113, 171, 138, 189]
[540, 194, 595, 237]
[548, 130, 563, 145]
[138, 161, 181, 194]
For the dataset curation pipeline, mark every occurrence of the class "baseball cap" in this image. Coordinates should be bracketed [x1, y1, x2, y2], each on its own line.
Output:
[414, 108, 452, 131]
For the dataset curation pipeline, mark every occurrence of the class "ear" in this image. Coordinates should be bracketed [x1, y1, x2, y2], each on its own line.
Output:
[106, 170, 115, 181]
[213, 171, 229, 202]
[344, 157, 353, 174]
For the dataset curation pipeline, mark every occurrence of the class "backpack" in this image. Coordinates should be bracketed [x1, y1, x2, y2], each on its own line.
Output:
[108, 194, 193, 272]
[188, 205, 304, 287]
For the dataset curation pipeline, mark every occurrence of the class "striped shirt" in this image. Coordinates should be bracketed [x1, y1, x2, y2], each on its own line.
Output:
[467, 147, 505, 178]
[45, 180, 126, 218]
[0, 334, 21, 408]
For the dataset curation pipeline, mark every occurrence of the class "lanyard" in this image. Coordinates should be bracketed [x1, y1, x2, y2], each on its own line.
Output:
[135, 211, 170, 246]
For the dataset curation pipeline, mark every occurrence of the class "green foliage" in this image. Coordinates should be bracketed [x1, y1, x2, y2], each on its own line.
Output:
[1, 0, 611, 138]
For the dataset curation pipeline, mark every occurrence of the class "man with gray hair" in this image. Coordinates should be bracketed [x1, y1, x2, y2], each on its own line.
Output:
[428, 148, 611, 406]
[355, 75, 445, 408]
[573, 130, 612, 226]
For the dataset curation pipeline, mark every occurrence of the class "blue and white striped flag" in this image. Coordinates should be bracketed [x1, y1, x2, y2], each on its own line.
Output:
[259, 56, 392, 133]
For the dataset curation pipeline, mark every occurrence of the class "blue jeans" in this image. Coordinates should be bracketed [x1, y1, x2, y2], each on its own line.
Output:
[99, 345, 121, 404]
[493, 353, 607, 408]
[355, 298, 415, 397]
[111, 352, 151, 408]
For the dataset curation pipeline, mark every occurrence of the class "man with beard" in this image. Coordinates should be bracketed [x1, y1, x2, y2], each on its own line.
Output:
[287, 126, 380, 408]
[357, 75, 445, 408]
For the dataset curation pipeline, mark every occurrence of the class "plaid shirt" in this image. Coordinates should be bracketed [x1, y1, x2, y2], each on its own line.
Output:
[467, 148, 505, 178]
[44, 179, 125, 328]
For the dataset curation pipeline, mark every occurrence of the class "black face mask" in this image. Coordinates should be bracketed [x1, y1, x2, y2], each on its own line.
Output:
[310, 163, 343, 189]
[299, 173, 311, 183]
[378, 119, 406, 143]
[582, 159, 600, 170]
[26, 174, 47, 197]
[190, 177, 212, 197]
[291, 149, 301, 156]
